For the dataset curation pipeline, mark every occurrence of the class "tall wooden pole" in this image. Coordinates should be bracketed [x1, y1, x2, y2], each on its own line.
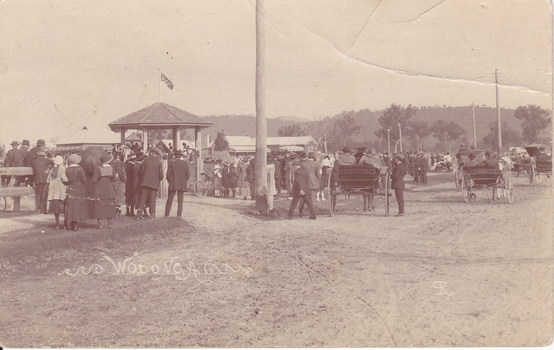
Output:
[398, 123, 403, 153]
[158, 68, 161, 102]
[387, 129, 391, 157]
[495, 69, 502, 155]
[472, 103, 477, 148]
[255, 0, 268, 212]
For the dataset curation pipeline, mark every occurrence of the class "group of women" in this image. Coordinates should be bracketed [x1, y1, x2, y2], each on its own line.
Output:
[46, 152, 123, 230]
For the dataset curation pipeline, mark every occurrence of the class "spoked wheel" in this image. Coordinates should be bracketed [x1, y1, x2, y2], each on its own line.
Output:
[529, 164, 537, 185]
[194, 180, 208, 197]
[0, 196, 7, 212]
[327, 171, 337, 216]
[455, 170, 461, 190]
[383, 170, 390, 216]
[461, 178, 469, 203]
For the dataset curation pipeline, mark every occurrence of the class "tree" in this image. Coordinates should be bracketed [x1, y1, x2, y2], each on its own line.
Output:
[514, 104, 552, 143]
[213, 129, 230, 151]
[375, 104, 418, 147]
[406, 120, 431, 152]
[277, 124, 306, 137]
[483, 121, 522, 151]
[306, 115, 359, 154]
[431, 120, 466, 151]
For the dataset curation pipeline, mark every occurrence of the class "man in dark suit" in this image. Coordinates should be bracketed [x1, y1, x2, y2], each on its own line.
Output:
[135, 147, 164, 219]
[391, 154, 407, 216]
[31, 148, 53, 213]
[288, 160, 316, 220]
[25, 139, 46, 187]
[164, 150, 190, 217]
[2, 141, 19, 187]
[299, 152, 321, 216]
[12, 140, 30, 186]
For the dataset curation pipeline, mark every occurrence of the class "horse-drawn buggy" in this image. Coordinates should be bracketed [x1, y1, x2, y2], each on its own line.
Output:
[457, 150, 514, 204]
[326, 163, 391, 216]
[525, 144, 552, 185]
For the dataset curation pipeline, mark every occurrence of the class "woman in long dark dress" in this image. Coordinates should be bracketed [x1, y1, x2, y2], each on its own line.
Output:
[92, 153, 117, 229]
[65, 153, 87, 231]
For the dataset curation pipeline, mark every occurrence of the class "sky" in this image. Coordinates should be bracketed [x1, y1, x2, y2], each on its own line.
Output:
[0, 0, 552, 144]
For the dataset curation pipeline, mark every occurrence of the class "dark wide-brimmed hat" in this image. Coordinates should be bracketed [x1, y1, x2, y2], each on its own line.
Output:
[22, 140, 30, 146]
[10, 141, 19, 146]
[37, 139, 45, 146]
[341, 147, 351, 153]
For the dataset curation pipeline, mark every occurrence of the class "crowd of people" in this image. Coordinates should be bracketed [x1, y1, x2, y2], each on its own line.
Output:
[1, 139, 193, 230]
[2, 137, 541, 228]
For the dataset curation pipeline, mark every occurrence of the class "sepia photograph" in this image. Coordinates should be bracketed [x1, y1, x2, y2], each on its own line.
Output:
[0, 0, 552, 347]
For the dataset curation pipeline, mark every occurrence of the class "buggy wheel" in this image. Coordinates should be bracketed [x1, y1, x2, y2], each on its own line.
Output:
[529, 165, 536, 185]
[506, 183, 514, 204]
[194, 180, 208, 197]
[329, 194, 337, 216]
[384, 171, 390, 216]
[0, 196, 6, 212]
[455, 170, 461, 190]
[327, 170, 336, 216]
[461, 178, 469, 203]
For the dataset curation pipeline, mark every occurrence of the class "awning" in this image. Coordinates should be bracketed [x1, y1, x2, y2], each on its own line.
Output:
[230, 146, 271, 153]
[52, 145, 111, 152]
[279, 145, 304, 151]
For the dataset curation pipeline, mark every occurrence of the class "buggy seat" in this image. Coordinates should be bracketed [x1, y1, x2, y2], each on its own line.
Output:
[338, 164, 379, 192]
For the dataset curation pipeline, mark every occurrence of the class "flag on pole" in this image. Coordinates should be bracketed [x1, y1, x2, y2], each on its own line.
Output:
[160, 72, 174, 90]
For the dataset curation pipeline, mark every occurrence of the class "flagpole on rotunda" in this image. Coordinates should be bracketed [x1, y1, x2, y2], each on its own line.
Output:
[158, 68, 161, 102]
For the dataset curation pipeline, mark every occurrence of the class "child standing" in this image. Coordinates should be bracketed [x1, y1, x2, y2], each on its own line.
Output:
[47, 155, 68, 229]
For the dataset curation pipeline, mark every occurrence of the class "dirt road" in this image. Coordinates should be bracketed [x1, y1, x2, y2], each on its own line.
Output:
[0, 172, 552, 347]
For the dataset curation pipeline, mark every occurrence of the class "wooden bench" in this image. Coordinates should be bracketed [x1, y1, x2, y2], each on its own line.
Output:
[0, 167, 35, 211]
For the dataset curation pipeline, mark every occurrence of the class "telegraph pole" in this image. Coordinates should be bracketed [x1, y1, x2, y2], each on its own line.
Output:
[255, 0, 268, 212]
[398, 123, 403, 153]
[495, 69, 502, 155]
[472, 103, 477, 149]
[387, 129, 391, 157]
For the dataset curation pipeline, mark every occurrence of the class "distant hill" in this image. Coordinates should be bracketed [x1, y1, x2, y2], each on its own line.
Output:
[191, 115, 310, 146]
[191, 106, 551, 151]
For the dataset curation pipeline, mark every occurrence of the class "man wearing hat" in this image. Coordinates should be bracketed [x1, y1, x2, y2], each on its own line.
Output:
[131, 150, 148, 216]
[299, 152, 321, 213]
[391, 154, 407, 216]
[31, 147, 53, 213]
[2, 141, 19, 187]
[109, 152, 126, 216]
[135, 147, 164, 219]
[284, 154, 296, 196]
[12, 140, 30, 186]
[25, 139, 46, 187]
[336, 146, 356, 166]
[164, 150, 190, 217]
[288, 159, 316, 220]
[246, 157, 256, 200]
[124, 151, 138, 216]
[354, 147, 365, 164]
